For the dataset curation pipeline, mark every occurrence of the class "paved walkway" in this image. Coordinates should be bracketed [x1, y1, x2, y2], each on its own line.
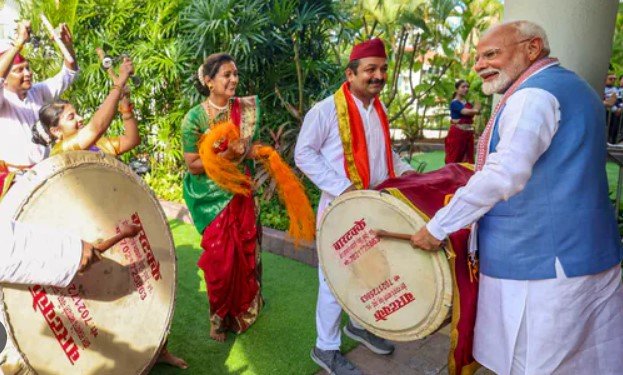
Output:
[315, 323, 494, 375]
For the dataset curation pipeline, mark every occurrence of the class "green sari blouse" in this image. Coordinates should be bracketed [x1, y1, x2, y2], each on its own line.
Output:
[181, 96, 260, 233]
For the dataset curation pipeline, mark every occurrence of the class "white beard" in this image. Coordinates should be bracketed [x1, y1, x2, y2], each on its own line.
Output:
[481, 69, 513, 95]
[480, 56, 527, 95]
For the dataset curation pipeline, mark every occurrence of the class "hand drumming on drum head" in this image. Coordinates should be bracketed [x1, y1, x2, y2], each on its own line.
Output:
[410, 227, 443, 252]
[78, 223, 141, 273]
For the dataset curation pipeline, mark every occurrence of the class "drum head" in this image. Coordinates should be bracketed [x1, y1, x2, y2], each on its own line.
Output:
[317, 190, 452, 341]
[0, 152, 176, 374]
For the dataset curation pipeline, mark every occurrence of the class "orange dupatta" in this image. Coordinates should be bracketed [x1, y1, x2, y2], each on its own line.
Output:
[334, 82, 395, 189]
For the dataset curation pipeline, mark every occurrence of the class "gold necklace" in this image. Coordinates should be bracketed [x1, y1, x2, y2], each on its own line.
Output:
[205, 99, 233, 129]
[208, 98, 229, 111]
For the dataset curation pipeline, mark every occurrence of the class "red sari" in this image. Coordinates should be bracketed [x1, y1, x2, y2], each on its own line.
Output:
[192, 96, 263, 334]
[445, 102, 475, 164]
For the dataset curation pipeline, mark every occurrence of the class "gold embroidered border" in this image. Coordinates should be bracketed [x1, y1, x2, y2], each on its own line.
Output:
[334, 89, 364, 189]
[238, 96, 259, 140]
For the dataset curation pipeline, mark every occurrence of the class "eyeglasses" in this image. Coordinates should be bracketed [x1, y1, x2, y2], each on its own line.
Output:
[474, 38, 533, 63]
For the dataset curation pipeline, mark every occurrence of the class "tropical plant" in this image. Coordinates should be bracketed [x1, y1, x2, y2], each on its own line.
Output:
[17, 0, 504, 230]
[611, 2, 623, 74]
[22, 0, 194, 202]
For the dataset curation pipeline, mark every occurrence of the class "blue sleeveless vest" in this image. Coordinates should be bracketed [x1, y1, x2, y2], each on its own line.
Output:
[479, 65, 622, 280]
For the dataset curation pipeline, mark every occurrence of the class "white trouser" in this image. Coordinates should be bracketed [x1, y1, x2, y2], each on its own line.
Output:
[315, 266, 363, 350]
[475, 259, 623, 375]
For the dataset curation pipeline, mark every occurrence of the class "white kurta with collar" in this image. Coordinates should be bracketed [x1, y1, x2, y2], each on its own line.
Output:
[0, 65, 78, 169]
[295, 93, 413, 350]
[425, 66, 623, 374]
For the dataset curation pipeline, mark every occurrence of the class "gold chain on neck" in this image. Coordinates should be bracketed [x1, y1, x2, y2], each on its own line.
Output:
[207, 99, 233, 129]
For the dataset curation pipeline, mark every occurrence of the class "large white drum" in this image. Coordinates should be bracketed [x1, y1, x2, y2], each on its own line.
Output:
[317, 190, 452, 342]
[0, 151, 176, 374]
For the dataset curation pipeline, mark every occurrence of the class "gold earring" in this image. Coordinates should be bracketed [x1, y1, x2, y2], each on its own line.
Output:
[208, 83, 214, 91]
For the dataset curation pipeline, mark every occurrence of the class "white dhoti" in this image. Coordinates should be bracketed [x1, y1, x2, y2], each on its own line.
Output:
[474, 259, 623, 375]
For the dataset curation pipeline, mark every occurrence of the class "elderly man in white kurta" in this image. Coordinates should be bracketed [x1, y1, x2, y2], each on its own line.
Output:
[0, 21, 78, 170]
[411, 21, 623, 374]
[295, 39, 414, 375]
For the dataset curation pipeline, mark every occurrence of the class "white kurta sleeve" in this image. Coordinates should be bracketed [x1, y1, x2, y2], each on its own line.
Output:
[0, 220, 82, 287]
[30, 65, 78, 103]
[295, 104, 353, 196]
[392, 150, 414, 175]
[427, 88, 561, 240]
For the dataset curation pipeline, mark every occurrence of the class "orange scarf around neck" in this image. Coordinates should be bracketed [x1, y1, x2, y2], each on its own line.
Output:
[334, 82, 395, 189]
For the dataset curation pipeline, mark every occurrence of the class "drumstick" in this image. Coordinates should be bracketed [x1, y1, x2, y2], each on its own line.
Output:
[39, 13, 74, 64]
[373, 229, 412, 241]
[94, 224, 141, 253]
[374, 229, 453, 258]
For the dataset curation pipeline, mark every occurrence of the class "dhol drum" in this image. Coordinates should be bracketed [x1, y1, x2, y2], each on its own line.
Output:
[0, 151, 176, 375]
[317, 163, 477, 344]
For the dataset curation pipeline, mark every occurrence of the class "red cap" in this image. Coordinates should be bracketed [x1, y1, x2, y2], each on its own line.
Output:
[349, 38, 387, 62]
[0, 50, 26, 65]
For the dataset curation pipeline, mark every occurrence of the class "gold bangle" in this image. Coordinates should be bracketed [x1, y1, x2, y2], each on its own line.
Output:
[122, 114, 134, 120]
[111, 84, 124, 93]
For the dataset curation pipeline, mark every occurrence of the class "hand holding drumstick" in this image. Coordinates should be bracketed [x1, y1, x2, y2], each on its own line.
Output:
[373, 228, 443, 252]
[78, 223, 141, 272]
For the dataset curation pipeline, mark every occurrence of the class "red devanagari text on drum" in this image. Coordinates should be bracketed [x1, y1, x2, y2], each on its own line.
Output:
[120, 230, 150, 300]
[373, 292, 416, 322]
[342, 233, 380, 266]
[65, 283, 99, 345]
[131, 212, 161, 281]
[360, 275, 410, 311]
[333, 219, 381, 266]
[119, 213, 162, 300]
[29, 285, 81, 365]
[333, 219, 367, 251]
[360, 277, 395, 304]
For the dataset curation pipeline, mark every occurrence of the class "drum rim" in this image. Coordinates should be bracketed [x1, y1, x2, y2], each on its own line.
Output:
[316, 190, 453, 342]
[0, 151, 177, 374]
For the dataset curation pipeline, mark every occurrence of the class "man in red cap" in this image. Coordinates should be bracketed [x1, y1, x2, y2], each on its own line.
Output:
[295, 38, 414, 374]
[0, 20, 78, 173]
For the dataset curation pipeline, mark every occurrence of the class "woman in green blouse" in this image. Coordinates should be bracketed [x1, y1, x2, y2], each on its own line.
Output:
[182, 53, 262, 342]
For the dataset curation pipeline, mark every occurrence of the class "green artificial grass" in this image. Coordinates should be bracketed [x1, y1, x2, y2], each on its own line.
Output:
[409, 150, 446, 173]
[150, 220, 357, 375]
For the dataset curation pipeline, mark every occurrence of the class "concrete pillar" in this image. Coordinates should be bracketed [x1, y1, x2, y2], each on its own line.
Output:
[504, 0, 619, 94]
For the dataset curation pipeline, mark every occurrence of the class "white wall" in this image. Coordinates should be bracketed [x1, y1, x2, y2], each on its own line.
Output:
[504, 0, 619, 94]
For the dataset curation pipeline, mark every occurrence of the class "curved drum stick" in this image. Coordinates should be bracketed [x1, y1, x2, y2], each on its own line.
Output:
[373, 229, 412, 241]
[373, 229, 453, 258]
[39, 13, 74, 64]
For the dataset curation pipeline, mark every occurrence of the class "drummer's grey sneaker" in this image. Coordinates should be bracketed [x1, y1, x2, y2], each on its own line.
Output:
[311, 347, 362, 375]
[343, 322, 394, 355]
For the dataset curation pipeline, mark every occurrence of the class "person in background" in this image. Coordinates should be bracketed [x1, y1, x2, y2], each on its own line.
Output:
[0, 20, 78, 170]
[445, 79, 480, 164]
